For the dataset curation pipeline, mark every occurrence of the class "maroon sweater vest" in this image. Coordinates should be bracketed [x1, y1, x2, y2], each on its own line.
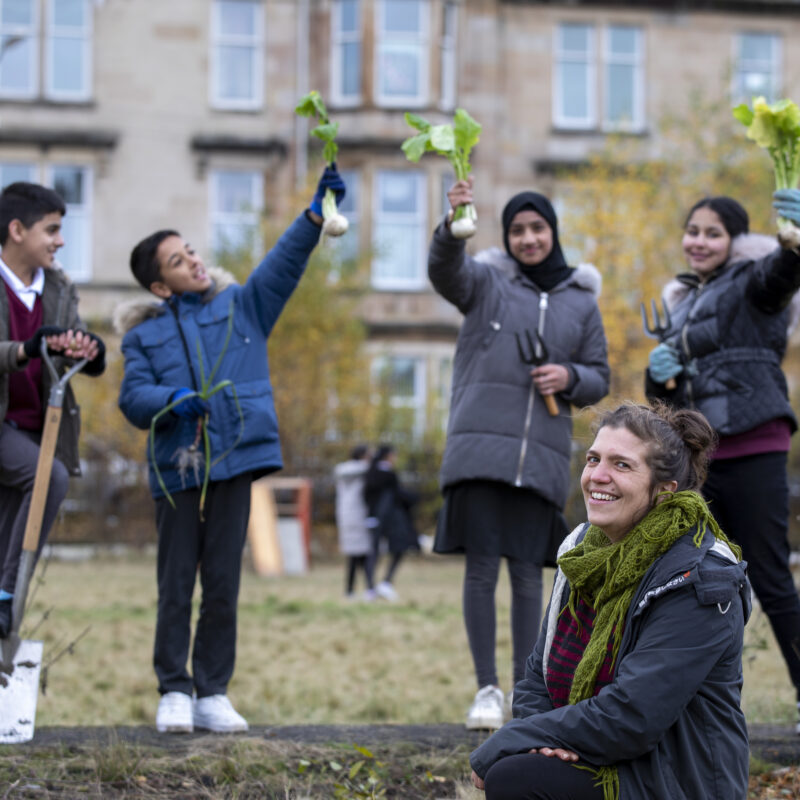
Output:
[3, 280, 44, 431]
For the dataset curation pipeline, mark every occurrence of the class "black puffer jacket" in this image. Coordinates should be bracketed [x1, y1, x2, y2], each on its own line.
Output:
[646, 233, 800, 435]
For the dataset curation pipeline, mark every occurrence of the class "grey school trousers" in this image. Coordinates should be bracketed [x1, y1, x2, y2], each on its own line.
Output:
[0, 421, 69, 593]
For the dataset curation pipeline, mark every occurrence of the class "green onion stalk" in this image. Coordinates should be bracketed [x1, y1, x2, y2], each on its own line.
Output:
[149, 301, 244, 520]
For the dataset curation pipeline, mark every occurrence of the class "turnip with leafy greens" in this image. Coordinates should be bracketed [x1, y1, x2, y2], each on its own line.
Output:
[295, 90, 349, 237]
[402, 108, 482, 239]
[732, 96, 800, 250]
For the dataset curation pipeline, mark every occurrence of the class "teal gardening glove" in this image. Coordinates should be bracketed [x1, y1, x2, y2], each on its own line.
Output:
[648, 343, 683, 385]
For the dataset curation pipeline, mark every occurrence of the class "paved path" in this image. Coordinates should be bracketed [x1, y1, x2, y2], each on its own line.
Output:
[17, 723, 800, 766]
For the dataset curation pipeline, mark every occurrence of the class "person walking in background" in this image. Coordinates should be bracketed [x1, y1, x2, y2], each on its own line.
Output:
[334, 444, 376, 601]
[429, 177, 610, 730]
[645, 188, 800, 734]
[116, 165, 345, 735]
[470, 403, 750, 800]
[364, 443, 419, 602]
[0, 182, 105, 639]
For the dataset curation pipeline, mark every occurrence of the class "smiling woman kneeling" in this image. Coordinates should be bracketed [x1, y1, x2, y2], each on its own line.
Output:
[469, 402, 750, 800]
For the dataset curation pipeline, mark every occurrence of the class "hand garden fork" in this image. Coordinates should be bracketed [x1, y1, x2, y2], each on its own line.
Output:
[641, 298, 677, 390]
[515, 329, 559, 417]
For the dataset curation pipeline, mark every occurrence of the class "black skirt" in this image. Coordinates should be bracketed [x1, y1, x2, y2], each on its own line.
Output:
[433, 479, 567, 567]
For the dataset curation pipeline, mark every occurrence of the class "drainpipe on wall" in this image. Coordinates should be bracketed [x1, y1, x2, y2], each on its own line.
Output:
[295, 0, 309, 190]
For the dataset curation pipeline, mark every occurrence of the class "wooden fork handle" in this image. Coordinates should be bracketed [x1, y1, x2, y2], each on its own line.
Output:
[665, 377, 676, 390]
[544, 394, 559, 416]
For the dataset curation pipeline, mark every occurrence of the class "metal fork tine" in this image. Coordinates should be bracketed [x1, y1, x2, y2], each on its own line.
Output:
[535, 330, 549, 362]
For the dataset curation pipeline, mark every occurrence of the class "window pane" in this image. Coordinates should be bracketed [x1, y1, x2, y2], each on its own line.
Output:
[560, 62, 588, 118]
[606, 63, 634, 123]
[388, 357, 416, 397]
[52, 165, 83, 203]
[340, 0, 358, 33]
[0, 162, 34, 188]
[0, 35, 32, 90]
[380, 173, 417, 213]
[383, 0, 421, 33]
[219, 0, 256, 37]
[740, 33, 773, 61]
[608, 26, 636, 56]
[58, 212, 86, 274]
[51, 37, 83, 93]
[53, 0, 85, 28]
[341, 41, 360, 95]
[560, 24, 589, 53]
[219, 46, 254, 99]
[216, 171, 254, 213]
[2, 0, 33, 26]
[373, 224, 421, 282]
[379, 46, 419, 97]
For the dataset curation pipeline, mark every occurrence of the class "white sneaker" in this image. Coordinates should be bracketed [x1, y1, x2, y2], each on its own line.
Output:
[504, 689, 514, 721]
[466, 684, 505, 730]
[193, 694, 249, 733]
[156, 691, 193, 733]
[362, 588, 378, 602]
[375, 581, 399, 601]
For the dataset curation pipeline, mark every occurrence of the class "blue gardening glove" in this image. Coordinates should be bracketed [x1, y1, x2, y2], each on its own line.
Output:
[170, 388, 210, 420]
[773, 189, 800, 225]
[310, 163, 346, 216]
[648, 343, 683, 384]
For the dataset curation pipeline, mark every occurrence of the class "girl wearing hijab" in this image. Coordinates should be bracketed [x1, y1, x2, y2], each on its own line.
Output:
[428, 177, 610, 730]
[646, 189, 800, 733]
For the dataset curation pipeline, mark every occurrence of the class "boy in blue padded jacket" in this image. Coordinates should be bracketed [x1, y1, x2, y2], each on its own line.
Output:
[116, 166, 345, 734]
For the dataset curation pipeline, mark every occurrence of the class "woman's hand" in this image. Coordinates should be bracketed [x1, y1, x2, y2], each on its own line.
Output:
[471, 769, 485, 791]
[528, 746, 580, 762]
[531, 363, 570, 395]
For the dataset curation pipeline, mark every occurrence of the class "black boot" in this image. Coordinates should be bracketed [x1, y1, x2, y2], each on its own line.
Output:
[0, 598, 11, 638]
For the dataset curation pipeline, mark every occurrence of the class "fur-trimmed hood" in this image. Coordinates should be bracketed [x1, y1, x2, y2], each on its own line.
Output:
[113, 266, 238, 336]
[663, 232, 800, 334]
[473, 246, 602, 297]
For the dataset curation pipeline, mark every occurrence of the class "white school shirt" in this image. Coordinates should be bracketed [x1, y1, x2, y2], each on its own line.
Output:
[0, 257, 44, 311]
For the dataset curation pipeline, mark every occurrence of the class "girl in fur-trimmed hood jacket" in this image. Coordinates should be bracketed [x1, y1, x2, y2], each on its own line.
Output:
[429, 178, 610, 732]
[646, 190, 800, 733]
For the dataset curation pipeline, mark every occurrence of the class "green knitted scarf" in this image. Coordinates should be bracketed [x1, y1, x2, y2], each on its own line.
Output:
[555, 490, 741, 800]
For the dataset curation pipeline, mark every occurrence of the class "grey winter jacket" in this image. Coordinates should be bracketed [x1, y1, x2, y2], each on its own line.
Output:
[470, 523, 751, 800]
[0, 267, 95, 474]
[428, 224, 610, 507]
[647, 233, 800, 435]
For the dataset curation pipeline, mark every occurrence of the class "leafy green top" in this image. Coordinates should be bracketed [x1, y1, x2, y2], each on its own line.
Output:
[401, 108, 482, 181]
[732, 96, 800, 190]
[295, 90, 339, 165]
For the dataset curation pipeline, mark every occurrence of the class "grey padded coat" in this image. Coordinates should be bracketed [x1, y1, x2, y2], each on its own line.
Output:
[428, 224, 610, 508]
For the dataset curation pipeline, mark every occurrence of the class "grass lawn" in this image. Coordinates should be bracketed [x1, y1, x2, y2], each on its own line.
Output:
[0, 550, 796, 798]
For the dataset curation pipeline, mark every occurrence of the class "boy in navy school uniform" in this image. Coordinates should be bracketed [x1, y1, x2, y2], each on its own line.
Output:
[0, 182, 105, 639]
[116, 166, 345, 733]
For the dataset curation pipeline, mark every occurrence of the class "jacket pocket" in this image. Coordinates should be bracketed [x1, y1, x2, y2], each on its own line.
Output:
[218, 379, 277, 449]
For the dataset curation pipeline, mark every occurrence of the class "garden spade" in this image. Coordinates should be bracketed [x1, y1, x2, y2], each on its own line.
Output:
[0, 340, 87, 743]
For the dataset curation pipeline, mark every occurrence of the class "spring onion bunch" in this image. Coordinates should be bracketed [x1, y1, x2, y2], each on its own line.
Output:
[295, 90, 348, 237]
[401, 108, 482, 239]
[732, 96, 800, 236]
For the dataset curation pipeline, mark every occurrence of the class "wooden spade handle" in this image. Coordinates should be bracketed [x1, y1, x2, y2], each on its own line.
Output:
[543, 393, 559, 416]
[21, 405, 63, 553]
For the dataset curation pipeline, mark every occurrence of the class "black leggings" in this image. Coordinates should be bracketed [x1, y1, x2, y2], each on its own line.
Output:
[703, 452, 800, 700]
[484, 754, 604, 800]
[345, 555, 374, 593]
[464, 553, 543, 688]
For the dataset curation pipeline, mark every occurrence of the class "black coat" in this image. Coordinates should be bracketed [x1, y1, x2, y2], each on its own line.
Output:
[646, 233, 800, 435]
[364, 463, 419, 554]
